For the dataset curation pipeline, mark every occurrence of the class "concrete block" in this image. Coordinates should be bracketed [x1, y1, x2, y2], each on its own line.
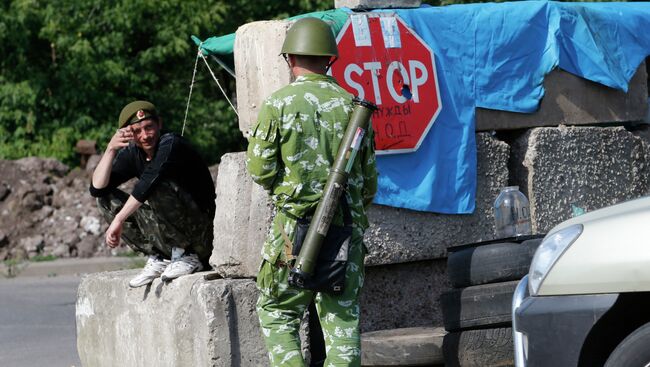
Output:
[235, 21, 292, 136]
[76, 271, 267, 367]
[361, 327, 445, 366]
[360, 259, 451, 333]
[363, 132, 509, 265]
[210, 153, 272, 278]
[476, 63, 649, 131]
[510, 126, 649, 233]
[335, 0, 421, 9]
[213, 133, 507, 277]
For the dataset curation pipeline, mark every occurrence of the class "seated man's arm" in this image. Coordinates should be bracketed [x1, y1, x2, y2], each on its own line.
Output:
[92, 128, 133, 190]
[105, 196, 142, 248]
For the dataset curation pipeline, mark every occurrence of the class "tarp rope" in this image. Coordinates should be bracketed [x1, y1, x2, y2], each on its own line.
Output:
[182, 43, 239, 136]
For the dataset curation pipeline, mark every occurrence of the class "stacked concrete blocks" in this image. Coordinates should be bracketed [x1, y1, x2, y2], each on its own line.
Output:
[76, 271, 266, 367]
[209, 131, 509, 281]
[234, 21, 292, 136]
[476, 58, 648, 131]
[510, 126, 650, 233]
[210, 153, 273, 278]
[364, 132, 510, 265]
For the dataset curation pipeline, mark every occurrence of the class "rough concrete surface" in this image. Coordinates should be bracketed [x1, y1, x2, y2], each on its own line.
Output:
[335, 0, 421, 9]
[211, 133, 507, 277]
[234, 21, 292, 136]
[363, 133, 509, 264]
[476, 63, 648, 131]
[76, 271, 267, 367]
[361, 327, 445, 366]
[210, 153, 272, 278]
[360, 259, 450, 333]
[511, 126, 649, 233]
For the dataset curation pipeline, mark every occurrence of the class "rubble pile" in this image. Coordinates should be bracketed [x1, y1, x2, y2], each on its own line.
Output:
[0, 156, 218, 262]
[0, 157, 111, 261]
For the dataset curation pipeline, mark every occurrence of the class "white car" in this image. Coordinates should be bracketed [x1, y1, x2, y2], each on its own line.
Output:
[513, 196, 650, 367]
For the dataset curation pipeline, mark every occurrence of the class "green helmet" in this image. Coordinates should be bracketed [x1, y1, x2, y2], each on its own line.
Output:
[118, 100, 158, 128]
[281, 17, 338, 57]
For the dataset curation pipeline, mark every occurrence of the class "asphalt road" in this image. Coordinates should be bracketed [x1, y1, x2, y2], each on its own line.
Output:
[0, 275, 82, 367]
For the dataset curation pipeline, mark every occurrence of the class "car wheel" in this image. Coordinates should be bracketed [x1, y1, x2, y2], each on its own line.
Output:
[443, 327, 514, 367]
[605, 322, 650, 367]
[447, 240, 540, 288]
[441, 281, 518, 331]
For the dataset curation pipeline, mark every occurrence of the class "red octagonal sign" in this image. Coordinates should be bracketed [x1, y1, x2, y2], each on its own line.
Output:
[331, 14, 442, 154]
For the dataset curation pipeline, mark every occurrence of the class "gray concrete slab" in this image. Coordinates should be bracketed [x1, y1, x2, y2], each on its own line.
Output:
[361, 327, 445, 366]
[361, 259, 450, 333]
[209, 153, 272, 278]
[476, 64, 648, 131]
[363, 132, 509, 264]
[511, 126, 649, 233]
[76, 271, 267, 367]
[234, 21, 292, 136]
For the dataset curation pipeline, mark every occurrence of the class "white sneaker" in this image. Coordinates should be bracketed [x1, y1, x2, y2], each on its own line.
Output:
[160, 247, 203, 281]
[129, 255, 170, 288]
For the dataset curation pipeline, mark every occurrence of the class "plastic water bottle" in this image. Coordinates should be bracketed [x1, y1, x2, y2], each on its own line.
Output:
[494, 186, 532, 238]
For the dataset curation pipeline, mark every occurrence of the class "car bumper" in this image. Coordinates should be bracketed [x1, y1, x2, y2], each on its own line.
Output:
[512, 276, 618, 367]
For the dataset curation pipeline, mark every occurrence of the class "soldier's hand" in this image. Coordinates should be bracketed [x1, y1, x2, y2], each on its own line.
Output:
[107, 127, 134, 152]
[105, 219, 123, 248]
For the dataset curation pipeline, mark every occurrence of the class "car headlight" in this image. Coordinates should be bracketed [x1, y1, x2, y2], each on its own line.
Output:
[528, 224, 583, 295]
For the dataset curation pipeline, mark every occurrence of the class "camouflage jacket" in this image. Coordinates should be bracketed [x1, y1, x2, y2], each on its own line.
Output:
[246, 73, 377, 230]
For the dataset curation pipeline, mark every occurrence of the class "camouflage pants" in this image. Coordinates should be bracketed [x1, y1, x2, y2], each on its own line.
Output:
[96, 181, 213, 264]
[256, 211, 365, 367]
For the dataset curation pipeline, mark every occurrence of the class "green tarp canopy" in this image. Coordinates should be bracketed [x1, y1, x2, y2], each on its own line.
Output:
[191, 8, 350, 76]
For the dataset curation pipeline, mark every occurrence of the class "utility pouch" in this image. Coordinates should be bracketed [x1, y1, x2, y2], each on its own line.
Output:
[291, 196, 352, 295]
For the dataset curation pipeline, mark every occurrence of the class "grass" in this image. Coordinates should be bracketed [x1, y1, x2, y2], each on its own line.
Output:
[30, 254, 58, 262]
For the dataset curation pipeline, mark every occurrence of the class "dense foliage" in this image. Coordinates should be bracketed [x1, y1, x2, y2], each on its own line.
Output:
[1, 0, 616, 165]
[0, 0, 332, 165]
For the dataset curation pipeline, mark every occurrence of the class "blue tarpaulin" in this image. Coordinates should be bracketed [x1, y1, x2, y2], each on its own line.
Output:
[197, 2, 650, 214]
[373, 1, 650, 214]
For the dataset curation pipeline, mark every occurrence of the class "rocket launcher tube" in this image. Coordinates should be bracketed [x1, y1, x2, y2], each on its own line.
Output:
[288, 98, 377, 288]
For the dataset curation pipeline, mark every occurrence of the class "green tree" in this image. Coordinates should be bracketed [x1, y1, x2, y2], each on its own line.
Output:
[0, 0, 332, 165]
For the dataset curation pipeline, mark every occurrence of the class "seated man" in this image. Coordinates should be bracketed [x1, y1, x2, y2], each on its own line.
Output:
[89, 100, 215, 287]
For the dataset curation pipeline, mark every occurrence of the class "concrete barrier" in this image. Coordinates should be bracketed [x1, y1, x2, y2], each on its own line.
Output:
[210, 133, 508, 278]
[209, 153, 272, 278]
[234, 21, 291, 136]
[77, 268, 448, 366]
[76, 271, 267, 367]
[361, 259, 450, 333]
[510, 126, 649, 233]
[365, 133, 508, 264]
[476, 63, 648, 131]
[361, 327, 445, 366]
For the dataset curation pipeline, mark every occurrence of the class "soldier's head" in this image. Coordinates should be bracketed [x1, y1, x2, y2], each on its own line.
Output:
[118, 100, 163, 156]
[281, 17, 338, 76]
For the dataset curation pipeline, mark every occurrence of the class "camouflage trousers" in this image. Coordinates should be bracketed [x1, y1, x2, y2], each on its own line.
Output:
[257, 211, 365, 367]
[96, 181, 213, 264]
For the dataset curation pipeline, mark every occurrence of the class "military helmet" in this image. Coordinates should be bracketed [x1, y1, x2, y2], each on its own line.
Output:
[118, 100, 158, 128]
[281, 17, 338, 57]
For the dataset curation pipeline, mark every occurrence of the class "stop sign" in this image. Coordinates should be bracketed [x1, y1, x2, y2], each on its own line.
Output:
[331, 13, 442, 154]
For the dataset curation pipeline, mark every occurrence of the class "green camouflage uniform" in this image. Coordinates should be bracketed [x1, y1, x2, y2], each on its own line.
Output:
[247, 73, 377, 367]
[96, 181, 213, 265]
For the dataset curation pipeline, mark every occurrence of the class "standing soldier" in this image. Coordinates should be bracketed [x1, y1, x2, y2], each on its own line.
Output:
[247, 17, 377, 367]
[90, 101, 215, 287]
